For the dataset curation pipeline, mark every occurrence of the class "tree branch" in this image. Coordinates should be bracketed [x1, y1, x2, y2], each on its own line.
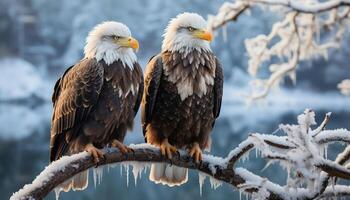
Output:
[11, 145, 285, 200]
[11, 111, 350, 200]
[208, 0, 350, 100]
[251, 0, 350, 13]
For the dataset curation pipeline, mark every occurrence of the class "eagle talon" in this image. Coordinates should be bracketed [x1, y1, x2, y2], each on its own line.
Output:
[189, 142, 202, 163]
[159, 138, 178, 159]
[111, 140, 133, 154]
[85, 143, 105, 164]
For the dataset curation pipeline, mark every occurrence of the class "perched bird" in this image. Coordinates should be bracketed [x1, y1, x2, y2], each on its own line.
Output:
[50, 21, 143, 191]
[142, 12, 223, 186]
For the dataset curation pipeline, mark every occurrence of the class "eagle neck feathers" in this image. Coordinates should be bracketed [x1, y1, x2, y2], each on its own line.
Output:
[85, 43, 137, 69]
[162, 49, 216, 100]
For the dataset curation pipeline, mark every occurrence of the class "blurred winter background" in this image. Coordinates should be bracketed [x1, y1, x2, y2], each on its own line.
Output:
[1, 0, 349, 199]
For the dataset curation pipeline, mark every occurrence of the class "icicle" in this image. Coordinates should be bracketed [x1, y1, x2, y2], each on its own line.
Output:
[54, 187, 62, 200]
[324, 144, 328, 160]
[130, 162, 148, 186]
[98, 167, 103, 185]
[93, 168, 97, 188]
[222, 24, 227, 42]
[239, 152, 250, 163]
[92, 167, 103, 187]
[120, 165, 123, 177]
[331, 176, 336, 194]
[239, 190, 242, 200]
[209, 176, 222, 190]
[124, 164, 130, 187]
[261, 160, 274, 172]
[198, 172, 206, 196]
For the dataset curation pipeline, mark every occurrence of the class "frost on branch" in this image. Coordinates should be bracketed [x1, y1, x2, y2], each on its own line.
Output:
[225, 109, 350, 199]
[11, 110, 350, 200]
[208, 0, 350, 101]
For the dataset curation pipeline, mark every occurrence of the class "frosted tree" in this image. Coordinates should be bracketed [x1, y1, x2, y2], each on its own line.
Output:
[10, 110, 350, 200]
[207, 0, 350, 101]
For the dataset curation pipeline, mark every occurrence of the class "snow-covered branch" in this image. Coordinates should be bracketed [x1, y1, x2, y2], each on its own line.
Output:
[10, 145, 286, 200]
[208, 0, 350, 100]
[11, 110, 350, 200]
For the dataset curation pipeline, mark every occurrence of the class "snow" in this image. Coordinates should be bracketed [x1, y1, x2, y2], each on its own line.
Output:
[202, 154, 226, 173]
[314, 129, 350, 144]
[235, 167, 285, 199]
[0, 57, 50, 101]
[209, 0, 348, 101]
[226, 139, 254, 165]
[10, 152, 89, 200]
[0, 103, 51, 139]
[223, 109, 350, 198]
[3, 0, 350, 199]
[297, 109, 316, 127]
[129, 143, 159, 150]
[9, 108, 350, 199]
[335, 146, 350, 163]
[322, 185, 350, 198]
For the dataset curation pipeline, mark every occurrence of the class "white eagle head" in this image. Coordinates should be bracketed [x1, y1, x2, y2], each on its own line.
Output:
[84, 21, 139, 67]
[162, 12, 213, 53]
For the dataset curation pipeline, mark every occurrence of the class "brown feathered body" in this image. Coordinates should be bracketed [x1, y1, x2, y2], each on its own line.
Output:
[142, 49, 223, 186]
[51, 58, 143, 160]
[50, 58, 143, 190]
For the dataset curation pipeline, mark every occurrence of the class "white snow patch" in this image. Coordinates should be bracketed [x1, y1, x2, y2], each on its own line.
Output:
[202, 154, 225, 173]
[129, 143, 159, 150]
[0, 103, 51, 139]
[10, 152, 89, 200]
[0, 57, 50, 101]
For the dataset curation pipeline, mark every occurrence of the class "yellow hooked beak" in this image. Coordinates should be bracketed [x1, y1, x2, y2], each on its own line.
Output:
[116, 37, 139, 51]
[193, 29, 213, 42]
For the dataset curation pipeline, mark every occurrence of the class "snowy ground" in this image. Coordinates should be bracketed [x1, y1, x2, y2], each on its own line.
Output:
[0, 57, 52, 102]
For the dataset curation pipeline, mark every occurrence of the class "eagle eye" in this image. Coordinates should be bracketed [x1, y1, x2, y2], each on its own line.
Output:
[113, 35, 121, 40]
[187, 27, 195, 32]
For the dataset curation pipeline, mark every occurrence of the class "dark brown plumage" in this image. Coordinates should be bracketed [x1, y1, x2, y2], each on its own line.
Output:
[142, 49, 223, 186]
[142, 50, 222, 148]
[50, 58, 143, 190]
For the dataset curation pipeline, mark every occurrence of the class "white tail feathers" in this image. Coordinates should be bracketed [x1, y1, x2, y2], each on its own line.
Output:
[72, 170, 89, 191]
[149, 163, 188, 186]
[58, 170, 89, 192]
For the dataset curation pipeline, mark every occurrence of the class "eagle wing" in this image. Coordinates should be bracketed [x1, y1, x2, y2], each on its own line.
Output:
[213, 57, 223, 118]
[133, 63, 144, 117]
[141, 55, 163, 137]
[50, 58, 104, 162]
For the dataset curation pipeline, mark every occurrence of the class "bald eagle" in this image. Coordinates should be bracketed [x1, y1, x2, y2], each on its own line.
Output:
[141, 13, 223, 186]
[50, 21, 143, 191]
